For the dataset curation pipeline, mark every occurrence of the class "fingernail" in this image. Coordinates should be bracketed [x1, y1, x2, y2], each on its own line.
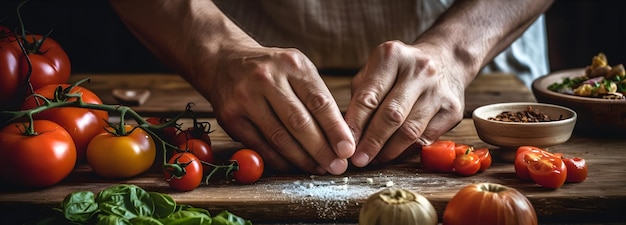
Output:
[336, 140, 355, 158]
[351, 152, 370, 167]
[328, 158, 347, 175]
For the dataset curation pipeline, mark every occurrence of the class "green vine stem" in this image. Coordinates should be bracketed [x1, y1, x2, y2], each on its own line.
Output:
[0, 82, 230, 182]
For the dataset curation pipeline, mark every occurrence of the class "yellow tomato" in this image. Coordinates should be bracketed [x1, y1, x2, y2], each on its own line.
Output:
[86, 125, 156, 179]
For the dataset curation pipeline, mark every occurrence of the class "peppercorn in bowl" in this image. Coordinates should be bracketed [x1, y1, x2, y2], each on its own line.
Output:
[472, 102, 577, 149]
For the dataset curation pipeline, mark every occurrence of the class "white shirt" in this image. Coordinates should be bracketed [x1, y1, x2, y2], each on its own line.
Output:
[213, 0, 549, 87]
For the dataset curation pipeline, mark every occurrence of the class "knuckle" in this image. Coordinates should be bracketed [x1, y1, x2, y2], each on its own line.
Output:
[353, 91, 380, 110]
[268, 128, 293, 149]
[306, 92, 333, 114]
[398, 120, 424, 142]
[287, 111, 312, 133]
[381, 103, 405, 127]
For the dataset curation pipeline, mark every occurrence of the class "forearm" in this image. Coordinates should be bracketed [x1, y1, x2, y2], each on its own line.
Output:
[107, 0, 259, 80]
[415, 0, 554, 85]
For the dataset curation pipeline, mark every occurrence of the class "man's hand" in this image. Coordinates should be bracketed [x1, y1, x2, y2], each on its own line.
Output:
[202, 46, 355, 175]
[345, 40, 467, 167]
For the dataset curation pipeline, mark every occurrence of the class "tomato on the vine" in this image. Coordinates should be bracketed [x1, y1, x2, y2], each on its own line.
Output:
[21, 84, 108, 162]
[178, 138, 214, 172]
[453, 149, 481, 176]
[420, 140, 456, 173]
[146, 117, 178, 143]
[0, 120, 76, 188]
[165, 152, 203, 192]
[0, 33, 71, 110]
[86, 125, 156, 179]
[230, 149, 264, 184]
[173, 126, 212, 147]
[563, 157, 588, 183]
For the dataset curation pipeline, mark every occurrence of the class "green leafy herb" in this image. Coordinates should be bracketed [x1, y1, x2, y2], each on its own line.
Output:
[33, 184, 252, 225]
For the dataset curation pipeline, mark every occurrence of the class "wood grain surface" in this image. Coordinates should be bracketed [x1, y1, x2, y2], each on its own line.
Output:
[1, 73, 623, 225]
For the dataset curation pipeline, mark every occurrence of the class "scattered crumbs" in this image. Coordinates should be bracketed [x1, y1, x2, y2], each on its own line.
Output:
[365, 178, 374, 184]
[384, 180, 394, 187]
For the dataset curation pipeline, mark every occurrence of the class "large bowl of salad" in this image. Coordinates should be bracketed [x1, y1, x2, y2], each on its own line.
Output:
[531, 53, 626, 134]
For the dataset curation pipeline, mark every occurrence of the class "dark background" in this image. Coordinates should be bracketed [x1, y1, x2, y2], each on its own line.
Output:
[1, 1, 625, 74]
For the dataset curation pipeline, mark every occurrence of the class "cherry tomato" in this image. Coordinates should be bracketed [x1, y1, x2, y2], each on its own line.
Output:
[443, 182, 538, 225]
[0, 120, 76, 188]
[86, 125, 156, 179]
[514, 146, 546, 181]
[454, 143, 472, 157]
[146, 117, 178, 143]
[165, 152, 203, 192]
[178, 138, 215, 172]
[563, 157, 588, 183]
[515, 146, 567, 188]
[453, 149, 481, 176]
[0, 34, 70, 110]
[173, 127, 212, 147]
[528, 155, 567, 189]
[230, 149, 264, 184]
[420, 140, 456, 173]
[21, 84, 108, 162]
[473, 147, 492, 172]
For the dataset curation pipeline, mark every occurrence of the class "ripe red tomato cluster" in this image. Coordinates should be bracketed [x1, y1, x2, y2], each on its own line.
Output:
[514, 146, 588, 188]
[154, 118, 265, 191]
[0, 25, 92, 189]
[0, 25, 71, 111]
[421, 140, 492, 176]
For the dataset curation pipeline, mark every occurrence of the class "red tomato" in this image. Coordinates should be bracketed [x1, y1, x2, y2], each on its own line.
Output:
[146, 117, 178, 143]
[86, 125, 156, 179]
[563, 157, 588, 183]
[173, 127, 212, 147]
[0, 34, 70, 110]
[230, 149, 264, 184]
[453, 150, 481, 176]
[514, 146, 546, 181]
[21, 84, 108, 162]
[165, 152, 203, 192]
[453, 143, 471, 157]
[421, 140, 456, 173]
[515, 146, 567, 188]
[178, 138, 215, 172]
[528, 155, 567, 189]
[443, 182, 538, 225]
[473, 147, 492, 172]
[0, 120, 76, 188]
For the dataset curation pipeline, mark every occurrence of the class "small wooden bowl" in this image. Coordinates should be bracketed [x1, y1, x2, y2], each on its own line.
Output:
[532, 68, 626, 134]
[472, 102, 577, 149]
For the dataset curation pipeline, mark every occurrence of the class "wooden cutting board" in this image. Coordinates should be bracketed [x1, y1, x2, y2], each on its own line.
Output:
[0, 119, 624, 224]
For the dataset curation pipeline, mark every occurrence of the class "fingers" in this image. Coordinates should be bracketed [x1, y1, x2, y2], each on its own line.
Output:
[346, 41, 466, 167]
[216, 48, 354, 175]
[267, 54, 355, 174]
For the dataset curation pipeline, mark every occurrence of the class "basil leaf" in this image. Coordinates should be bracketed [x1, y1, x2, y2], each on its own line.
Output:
[149, 192, 176, 219]
[61, 190, 99, 222]
[212, 211, 252, 225]
[161, 208, 212, 225]
[130, 216, 164, 225]
[95, 214, 132, 225]
[96, 184, 155, 220]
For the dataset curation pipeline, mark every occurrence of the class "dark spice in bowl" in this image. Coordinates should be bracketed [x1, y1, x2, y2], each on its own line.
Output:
[488, 106, 562, 122]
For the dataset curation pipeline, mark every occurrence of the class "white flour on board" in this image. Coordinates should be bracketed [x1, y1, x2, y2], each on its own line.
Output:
[278, 175, 396, 220]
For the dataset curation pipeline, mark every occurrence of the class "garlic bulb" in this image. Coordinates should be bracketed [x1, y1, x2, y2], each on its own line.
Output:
[359, 188, 437, 225]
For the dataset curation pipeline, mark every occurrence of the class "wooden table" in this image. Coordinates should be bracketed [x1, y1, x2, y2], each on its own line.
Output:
[1, 73, 625, 225]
